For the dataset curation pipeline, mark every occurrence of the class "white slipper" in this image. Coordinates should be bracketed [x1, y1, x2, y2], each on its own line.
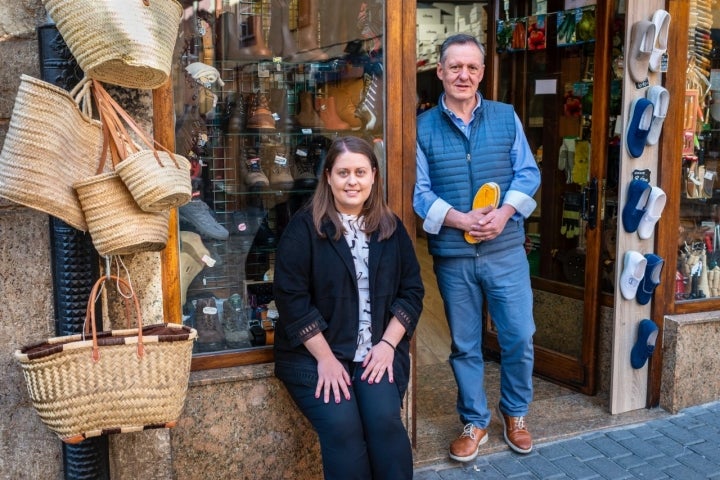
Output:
[620, 250, 647, 300]
[627, 20, 655, 83]
[649, 9, 671, 73]
[637, 186, 666, 240]
[645, 85, 669, 146]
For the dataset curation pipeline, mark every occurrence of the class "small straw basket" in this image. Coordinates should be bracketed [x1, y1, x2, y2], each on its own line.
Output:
[93, 80, 192, 212]
[14, 275, 197, 444]
[41, 0, 183, 89]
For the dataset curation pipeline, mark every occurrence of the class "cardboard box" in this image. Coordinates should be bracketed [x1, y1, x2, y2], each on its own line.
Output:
[417, 8, 441, 24]
[432, 2, 455, 14]
[417, 23, 445, 42]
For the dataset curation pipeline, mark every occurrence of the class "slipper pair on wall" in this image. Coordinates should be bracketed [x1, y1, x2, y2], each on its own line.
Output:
[625, 10, 671, 159]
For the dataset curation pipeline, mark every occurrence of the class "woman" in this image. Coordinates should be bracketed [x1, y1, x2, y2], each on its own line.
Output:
[273, 136, 424, 479]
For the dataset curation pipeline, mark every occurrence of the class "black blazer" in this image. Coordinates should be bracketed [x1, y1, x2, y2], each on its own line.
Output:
[273, 208, 424, 399]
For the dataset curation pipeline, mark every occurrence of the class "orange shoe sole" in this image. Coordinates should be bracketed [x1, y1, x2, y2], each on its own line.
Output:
[465, 182, 501, 244]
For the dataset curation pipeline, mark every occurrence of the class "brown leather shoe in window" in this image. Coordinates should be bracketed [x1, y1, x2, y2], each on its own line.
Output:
[498, 406, 533, 454]
[449, 423, 488, 462]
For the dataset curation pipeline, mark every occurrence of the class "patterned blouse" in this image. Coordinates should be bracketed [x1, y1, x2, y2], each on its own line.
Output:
[340, 213, 372, 362]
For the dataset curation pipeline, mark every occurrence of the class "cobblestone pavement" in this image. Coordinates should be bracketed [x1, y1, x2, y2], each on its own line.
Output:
[414, 401, 720, 479]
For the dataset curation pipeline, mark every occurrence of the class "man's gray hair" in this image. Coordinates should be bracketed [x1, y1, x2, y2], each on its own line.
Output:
[439, 33, 486, 64]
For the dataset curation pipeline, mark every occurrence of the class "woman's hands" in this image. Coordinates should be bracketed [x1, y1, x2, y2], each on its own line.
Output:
[315, 355, 351, 404]
[360, 340, 395, 385]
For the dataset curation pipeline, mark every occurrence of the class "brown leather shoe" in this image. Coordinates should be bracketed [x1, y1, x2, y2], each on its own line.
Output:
[449, 423, 488, 462]
[498, 407, 533, 454]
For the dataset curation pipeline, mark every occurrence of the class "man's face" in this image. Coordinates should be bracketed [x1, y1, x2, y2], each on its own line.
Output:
[437, 43, 485, 105]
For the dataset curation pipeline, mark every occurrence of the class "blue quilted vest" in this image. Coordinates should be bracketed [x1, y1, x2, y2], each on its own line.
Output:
[417, 96, 526, 257]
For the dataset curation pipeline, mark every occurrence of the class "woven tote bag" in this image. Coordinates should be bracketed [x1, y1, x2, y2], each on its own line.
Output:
[42, 0, 183, 89]
[14, 275, 197, 444]
[0, 75, 102, 231]
[93, 80, 192, 212]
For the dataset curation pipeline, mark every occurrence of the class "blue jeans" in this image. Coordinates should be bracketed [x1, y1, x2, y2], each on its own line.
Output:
[433, 242, 535, 428]
[282, 363, 413, 480]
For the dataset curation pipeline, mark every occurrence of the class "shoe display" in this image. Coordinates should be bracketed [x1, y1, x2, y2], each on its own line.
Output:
[448, 423, 488, 462]
[244, 155, 270, 187]
[649, 9, 671, 73]
[630, 319, 659, 369]
[627, 19, 656, 83]
[620, 250, 647, 300]
[622, 179, 652, 233]
[246, 92, 276, 130]
[292, 146, 319, 189]
[637, 186, 666, 239]
[270, 150, 294, 189]
[222, 295, 251, 349]
[316, 96, 351, 130]
[179, 199, 230, 240]
[625, 97, 654, 158]
[636, 253, 664, 305]
[497, 406, 533, 454]
[194, 297, 226, 352]
[645, 85, 669, 146]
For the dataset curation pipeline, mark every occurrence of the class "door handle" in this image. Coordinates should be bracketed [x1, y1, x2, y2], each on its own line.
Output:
[582, 177, 598, 229]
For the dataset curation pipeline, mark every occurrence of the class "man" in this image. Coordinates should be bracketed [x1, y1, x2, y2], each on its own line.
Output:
[413, 33, 540, 462]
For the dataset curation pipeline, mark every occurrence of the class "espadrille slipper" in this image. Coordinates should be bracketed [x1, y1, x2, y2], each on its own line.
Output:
[465, 182, 501, 244]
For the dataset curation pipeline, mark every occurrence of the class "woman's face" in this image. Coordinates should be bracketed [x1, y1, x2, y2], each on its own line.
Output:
[326, 150, 375, 215]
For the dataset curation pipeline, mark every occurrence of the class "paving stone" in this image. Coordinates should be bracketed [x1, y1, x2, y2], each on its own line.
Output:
[585, 457, 634, 479]
[586, 436, 632, 459]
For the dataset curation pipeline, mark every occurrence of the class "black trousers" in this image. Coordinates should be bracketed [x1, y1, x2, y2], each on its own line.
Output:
[283, 363, 413, 480]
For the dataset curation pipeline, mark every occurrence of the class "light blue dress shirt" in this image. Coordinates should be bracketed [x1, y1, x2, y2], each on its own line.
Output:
[413, 94, 539, 234]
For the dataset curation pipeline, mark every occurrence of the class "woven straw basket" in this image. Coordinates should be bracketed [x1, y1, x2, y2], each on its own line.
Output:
[0, 75, 103, 231]
[94, 80, 192, 212]
[74, 172, 170, 256]
[14, 275, 197, 444]
[42, 0, 183, 89]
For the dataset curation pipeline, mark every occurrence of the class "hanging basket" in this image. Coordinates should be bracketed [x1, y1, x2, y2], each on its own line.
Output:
[93, 80, 192, 212]
[14, 275, 197, 444]
[41, 0, 183, 89]
[0, 75, 103, 231]
[74, 172, 170, 256]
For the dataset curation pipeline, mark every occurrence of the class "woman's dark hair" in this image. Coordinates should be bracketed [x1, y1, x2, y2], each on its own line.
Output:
[311, 136, 396, 241]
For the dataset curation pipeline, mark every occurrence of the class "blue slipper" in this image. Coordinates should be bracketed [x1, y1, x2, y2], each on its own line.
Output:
[626, 97, 654, 158]
[622, 179, 652, 233]
[631, 319, 659, 369]
[636, 254, 664, 305]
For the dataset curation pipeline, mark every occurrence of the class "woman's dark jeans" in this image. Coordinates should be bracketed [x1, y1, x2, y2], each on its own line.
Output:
[283, 363, 413, 480]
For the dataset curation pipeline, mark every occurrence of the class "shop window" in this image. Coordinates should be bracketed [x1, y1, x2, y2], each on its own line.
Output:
[174, 0, 386, 366]
[677, 3, 720, 303]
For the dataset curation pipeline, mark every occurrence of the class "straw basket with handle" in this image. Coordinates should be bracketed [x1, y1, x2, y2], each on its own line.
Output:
[14, 275, 197, 444]
[72, 81, 174, 256]
[0, 75, 102, 231]
[41, 0, 183, 89]
[92, 79, 192, 212]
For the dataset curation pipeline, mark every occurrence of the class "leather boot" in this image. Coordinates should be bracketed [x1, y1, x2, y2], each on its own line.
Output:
[242, 149, 270, 188]
[269, 0, 297, 59]
[246, 92, 276, 130]
[327, 78, 364, 130]
[219, 12, 245, 61]
[296, 91, 324, 128]
[317, 96, 351, 130]
[236, 14, 272, 60]
[269, 147, 294, 189]
[291, 0, 329, 62]
[269, 88, 295, 128]
[319, 0, 360, 58]
[292, 145, 318, 189]
[224, 93, 245, 193]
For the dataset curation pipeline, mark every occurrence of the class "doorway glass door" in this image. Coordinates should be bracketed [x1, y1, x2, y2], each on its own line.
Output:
[484, 0, 614, 393]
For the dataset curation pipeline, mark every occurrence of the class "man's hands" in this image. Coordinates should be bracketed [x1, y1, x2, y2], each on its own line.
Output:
[465, 204, 515, 242]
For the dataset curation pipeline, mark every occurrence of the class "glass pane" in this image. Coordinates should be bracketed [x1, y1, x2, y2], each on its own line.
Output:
[676, 9, 720, 302]
[174, 0, 386, 355]
[494, 1, 599, 357]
